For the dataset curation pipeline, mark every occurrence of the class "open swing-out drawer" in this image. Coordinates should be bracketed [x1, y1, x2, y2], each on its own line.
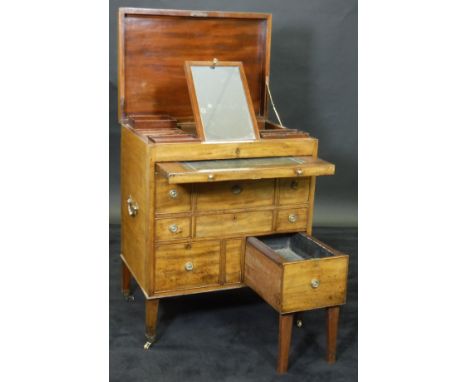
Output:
[244, 233, 349, 314]
[156, 156, 334, 184]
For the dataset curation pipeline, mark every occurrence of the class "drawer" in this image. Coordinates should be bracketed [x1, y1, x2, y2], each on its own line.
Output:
[154, 241, 220, 291]
[155, 217, 191, 241]
[225, 238, 243, 284]
[196, 179, 275, 211]
[278, 177, 310, 205]
[195, 211, 273, 238]
[155, 174, 191, 214]
[244, 233, 348, 313]
[276, 208, 308, 231]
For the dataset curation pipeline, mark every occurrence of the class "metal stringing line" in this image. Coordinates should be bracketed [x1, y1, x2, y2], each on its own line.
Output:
[266, 82, 284, 127]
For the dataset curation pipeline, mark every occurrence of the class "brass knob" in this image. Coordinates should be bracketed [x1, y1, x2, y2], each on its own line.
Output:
[127, 196, 139, 217]
[295, 168, 303, 176]
[208, 174, 215, 181]
[231, 184, 243, 195]
[185, 262, 194, 271]
[288, 214, 298, 223]
[310, 279, 320, 288]
[169, 189, 178, 199]
[169, 224, 179, 233]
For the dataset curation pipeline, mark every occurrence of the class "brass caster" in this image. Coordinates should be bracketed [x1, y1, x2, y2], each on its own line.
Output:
[296, 319, 303, 328]
[123, 291, 134, 302]
[143, 341, 153, 350]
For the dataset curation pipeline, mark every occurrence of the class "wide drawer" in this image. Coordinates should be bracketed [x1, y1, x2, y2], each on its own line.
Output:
[156, 156, 334, 184]
[244, 233, 348, 313]
[195, 211, 273, 238]
[195, 179, 275, 211]
[154, 241, 220, 291]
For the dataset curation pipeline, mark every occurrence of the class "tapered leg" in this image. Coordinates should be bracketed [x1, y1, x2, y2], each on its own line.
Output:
[144, 299, 159, 350]
[326, 306, 340, 363]
[121, 260, 133, 301]
[277, 313, 294, 374]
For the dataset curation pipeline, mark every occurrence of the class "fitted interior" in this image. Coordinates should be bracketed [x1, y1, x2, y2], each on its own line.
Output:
[256, 233, 334, 262]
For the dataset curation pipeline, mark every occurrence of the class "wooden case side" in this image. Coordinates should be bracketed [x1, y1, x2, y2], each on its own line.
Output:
[281, 255, 349, 313]
[306, 138, 319, 235]
[121, 126, 152, 294]
[244, 239, 283, 311]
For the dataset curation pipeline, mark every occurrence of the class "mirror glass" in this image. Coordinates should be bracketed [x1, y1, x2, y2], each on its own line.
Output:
[190, 65, 257, 142]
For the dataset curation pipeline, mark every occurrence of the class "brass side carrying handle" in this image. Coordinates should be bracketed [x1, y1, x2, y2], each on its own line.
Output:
[127, 196, 139, 217]
[231, 184, 243, 195]
[310, 279, 320, 288]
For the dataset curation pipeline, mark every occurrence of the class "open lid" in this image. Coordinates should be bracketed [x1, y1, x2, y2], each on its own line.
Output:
[118, 8, 272, 123]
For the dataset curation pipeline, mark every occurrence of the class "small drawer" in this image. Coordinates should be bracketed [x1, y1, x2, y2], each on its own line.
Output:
[154, 241, 220, 291]
[278, 177, 310, 205]
[155, 174, 191, 214]
[195, 179, 275, 211]
[244, 233, 348, 313]
[155, 217, 191, 241]
[195, 211, 273, 238]
[276, 208, 308, 231]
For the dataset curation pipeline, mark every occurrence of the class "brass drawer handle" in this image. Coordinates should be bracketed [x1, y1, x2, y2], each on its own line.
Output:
[185, 262, 194, 271]
[295, 168, 303, 176]
[169, 224, 179, 233]
[168, 189, 178, 199]
[127, 196, 139, 217]
[288, 213, 298, 223]
[310, 279, 320, 288]
[231, 184, 243, 195]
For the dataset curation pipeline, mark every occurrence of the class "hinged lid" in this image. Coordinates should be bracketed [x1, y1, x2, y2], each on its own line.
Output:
[118, 8, 272, 123]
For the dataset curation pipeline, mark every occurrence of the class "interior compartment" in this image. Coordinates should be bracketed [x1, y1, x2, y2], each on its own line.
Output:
[256, 233, 335, 262]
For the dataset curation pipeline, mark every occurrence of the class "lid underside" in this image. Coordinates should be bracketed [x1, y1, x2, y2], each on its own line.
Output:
[119, 9, 271, 122]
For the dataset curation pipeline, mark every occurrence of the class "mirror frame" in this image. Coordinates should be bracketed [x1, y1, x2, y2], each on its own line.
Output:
[184, 61, 260, 142]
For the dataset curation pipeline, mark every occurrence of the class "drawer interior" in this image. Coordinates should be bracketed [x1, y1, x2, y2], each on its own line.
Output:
[255, 233, 337, 262]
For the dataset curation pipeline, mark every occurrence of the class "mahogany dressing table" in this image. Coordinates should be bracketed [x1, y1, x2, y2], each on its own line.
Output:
[118, 8, 349, 373]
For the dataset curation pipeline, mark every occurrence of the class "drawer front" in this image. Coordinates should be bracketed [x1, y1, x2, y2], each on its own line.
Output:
[155, 175, 191, 214]
[276, 208, 308, 231]
[155, 217, 191, 241]
[282, 257, 348, 312]
[245, 235, 349, 313]
[195, 211, 273, 238]
[225, 239, 243, 284]
[278, 177, 310, 205]
[154, 241, 220, 291]
[195, 179, 275, 211]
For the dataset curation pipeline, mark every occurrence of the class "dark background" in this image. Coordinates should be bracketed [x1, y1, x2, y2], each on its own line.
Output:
[109, 0, 358, 227]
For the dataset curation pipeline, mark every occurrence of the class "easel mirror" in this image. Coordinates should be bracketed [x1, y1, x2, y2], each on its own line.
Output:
[185, 60, 260, 142]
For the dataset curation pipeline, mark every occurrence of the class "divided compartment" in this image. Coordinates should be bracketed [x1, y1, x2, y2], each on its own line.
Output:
[244, 233, 348, 313]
